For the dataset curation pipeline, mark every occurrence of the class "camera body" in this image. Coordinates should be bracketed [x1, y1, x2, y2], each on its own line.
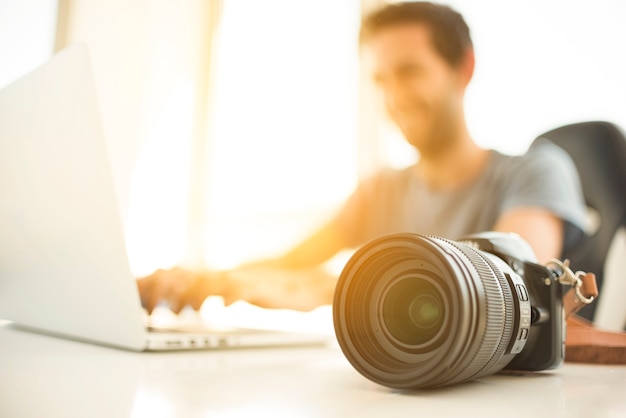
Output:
[333, 231, 565, 389]
[457, 232, 565, 371]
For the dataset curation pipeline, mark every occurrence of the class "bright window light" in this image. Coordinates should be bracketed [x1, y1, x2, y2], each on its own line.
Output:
[202, 0, 361, 269]
[0, 0, 58, 88]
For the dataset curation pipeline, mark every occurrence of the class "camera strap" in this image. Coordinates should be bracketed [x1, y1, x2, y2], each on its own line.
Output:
[547, 259, 626, 365]
[562, 273, 598, 320]
[565, 315, 626, 364]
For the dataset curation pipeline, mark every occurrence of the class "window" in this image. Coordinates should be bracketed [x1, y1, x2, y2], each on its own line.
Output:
[201, 0, 361, 269]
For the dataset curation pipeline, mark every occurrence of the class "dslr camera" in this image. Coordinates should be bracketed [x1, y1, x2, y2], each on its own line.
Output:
[333, 231, 567, 389]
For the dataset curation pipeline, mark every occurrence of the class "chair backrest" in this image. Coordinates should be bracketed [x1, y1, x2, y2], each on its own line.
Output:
[533, 121, 626, 320]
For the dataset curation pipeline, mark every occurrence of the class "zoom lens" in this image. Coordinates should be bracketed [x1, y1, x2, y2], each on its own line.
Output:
[382, 278, 445, 346]
[333, 233, 519, 389]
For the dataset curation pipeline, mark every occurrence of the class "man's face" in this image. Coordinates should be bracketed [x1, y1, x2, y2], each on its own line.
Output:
[366, 23, 469, 157]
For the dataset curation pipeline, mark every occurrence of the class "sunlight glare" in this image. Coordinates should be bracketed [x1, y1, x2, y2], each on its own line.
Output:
[201, 0, 360, 268]
[126, 82, 194, 277]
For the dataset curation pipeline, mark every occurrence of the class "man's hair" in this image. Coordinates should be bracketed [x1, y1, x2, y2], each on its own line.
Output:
[360, 2, 473, 67]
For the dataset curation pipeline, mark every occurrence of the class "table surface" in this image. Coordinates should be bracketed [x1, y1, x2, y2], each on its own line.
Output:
[1, 323, 625, 418]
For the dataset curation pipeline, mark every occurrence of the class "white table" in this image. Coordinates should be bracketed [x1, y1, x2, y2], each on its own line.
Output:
[1, 323, 625, 418]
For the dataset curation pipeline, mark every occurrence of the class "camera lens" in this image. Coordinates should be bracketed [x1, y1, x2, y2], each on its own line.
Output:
[333, 233, 518, 389]
[382, 278, 445, 345]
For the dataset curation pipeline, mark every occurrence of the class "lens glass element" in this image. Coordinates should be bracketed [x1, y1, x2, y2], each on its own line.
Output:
[382, 277, 445, 346]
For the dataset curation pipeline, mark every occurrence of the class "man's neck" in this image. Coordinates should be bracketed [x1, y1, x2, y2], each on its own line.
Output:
[416, 134, 490, 191]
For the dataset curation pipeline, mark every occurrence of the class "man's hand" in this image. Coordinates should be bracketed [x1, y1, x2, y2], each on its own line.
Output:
[136, 267, 230, 314]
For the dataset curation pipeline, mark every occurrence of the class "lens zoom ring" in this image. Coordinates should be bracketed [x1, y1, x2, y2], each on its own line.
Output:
[472, 250, 515, 376]
[433, 238, 512, 386]
[462, 246, 515, 379]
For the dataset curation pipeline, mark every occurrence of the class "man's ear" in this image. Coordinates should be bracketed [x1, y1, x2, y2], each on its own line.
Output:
[459, 47, 475, 87]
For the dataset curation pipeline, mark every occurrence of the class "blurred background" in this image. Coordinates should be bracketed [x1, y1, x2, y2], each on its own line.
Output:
[1, 0, 624, 281]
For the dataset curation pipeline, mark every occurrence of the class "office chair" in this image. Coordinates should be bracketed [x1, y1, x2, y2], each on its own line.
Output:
[533, 121, 626, 321]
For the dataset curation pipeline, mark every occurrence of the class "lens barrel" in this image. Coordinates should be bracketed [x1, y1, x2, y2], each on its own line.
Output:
[333, 233, 520, 389]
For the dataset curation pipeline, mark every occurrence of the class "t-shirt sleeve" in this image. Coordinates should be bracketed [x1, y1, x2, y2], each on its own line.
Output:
[500, 140, 587, 246]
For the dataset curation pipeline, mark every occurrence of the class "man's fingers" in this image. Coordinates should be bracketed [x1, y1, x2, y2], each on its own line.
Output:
[146, 276, 168, 314]
[186, 274, 213, 310]
[137, 277, 156, 313]
[137, 268, 218, 314]
[138, 270, 171, 314]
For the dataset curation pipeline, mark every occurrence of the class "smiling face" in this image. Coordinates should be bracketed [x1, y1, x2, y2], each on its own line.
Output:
[366, 23, 473, 159]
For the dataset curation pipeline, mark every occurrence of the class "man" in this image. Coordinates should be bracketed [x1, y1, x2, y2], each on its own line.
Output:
[138, 1, 586, 313]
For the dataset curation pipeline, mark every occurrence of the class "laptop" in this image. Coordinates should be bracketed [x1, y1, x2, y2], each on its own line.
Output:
[0, 44, 331, 351]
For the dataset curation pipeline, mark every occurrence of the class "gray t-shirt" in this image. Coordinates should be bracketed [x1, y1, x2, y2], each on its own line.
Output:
[332, 140, 587, 252]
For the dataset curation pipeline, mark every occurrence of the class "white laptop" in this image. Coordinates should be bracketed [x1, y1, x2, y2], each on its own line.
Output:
[0, 44, 330, 351]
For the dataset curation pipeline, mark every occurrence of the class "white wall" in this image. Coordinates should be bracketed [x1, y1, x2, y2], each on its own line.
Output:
[455, 0, 626, 154]
[0, 0, 58, 89]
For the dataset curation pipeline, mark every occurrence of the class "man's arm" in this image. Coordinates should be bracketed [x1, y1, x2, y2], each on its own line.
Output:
[137, 221, 348, 313]
[493, 206, 564, 264]
[252, 221, 348, 269]
[491, 141, 587, 265]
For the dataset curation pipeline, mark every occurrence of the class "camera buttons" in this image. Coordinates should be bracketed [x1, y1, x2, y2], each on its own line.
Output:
[516, 284, 529, 301]
[519, 328, 529, 340]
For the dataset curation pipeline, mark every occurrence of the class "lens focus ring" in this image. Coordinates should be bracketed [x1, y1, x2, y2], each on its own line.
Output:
[432, 237, 515, 386]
